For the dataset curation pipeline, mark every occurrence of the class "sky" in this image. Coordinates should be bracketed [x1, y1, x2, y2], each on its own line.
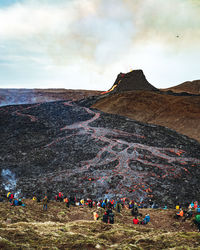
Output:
[0, 0, 199, 90]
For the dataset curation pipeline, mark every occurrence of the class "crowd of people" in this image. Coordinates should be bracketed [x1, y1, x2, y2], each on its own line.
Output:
[1, 191, 200, 232]
[174, 201, 200, 231]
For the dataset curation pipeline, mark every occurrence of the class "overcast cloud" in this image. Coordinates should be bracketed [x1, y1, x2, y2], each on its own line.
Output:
[0, 0, 199, 90]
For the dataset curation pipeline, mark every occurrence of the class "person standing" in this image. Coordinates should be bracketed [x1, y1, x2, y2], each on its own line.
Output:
[43, 196, 48, 211]
[116, 202, 122, 213]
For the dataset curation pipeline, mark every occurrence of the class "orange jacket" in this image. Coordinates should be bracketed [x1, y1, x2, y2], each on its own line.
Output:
[177, 210, 184, 216]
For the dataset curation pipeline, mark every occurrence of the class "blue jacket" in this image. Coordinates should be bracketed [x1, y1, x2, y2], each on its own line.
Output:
[144, 215, 150, 223]
[13, 200, 19, 206]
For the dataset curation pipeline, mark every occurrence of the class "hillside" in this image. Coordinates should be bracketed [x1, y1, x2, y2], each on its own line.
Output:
[0, 200, 199, 249]
[0, 100, 200, 206]
[164, 80, 200, 94]
[92, 70, 200, 142]
[92, 90, 200, 142]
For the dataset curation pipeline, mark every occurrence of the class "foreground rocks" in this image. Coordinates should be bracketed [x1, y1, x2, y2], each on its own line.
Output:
[0, 100, 200, 206]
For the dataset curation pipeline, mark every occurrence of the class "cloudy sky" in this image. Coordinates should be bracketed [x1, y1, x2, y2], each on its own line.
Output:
[0, 0, 199, 90]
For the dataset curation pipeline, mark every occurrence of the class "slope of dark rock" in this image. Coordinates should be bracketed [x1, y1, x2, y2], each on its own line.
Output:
[0, 101, 200, 206]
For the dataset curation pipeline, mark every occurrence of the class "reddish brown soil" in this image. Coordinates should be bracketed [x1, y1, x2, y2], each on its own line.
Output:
[92, 90, 200, 142]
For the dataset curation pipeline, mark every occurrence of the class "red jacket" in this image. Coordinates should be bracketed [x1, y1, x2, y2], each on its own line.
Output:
[133, 218, 139, 224]
[58, 192, 63, 198]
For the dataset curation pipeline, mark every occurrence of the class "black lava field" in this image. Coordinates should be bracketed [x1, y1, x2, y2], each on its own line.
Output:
[0, 100, 200, 206]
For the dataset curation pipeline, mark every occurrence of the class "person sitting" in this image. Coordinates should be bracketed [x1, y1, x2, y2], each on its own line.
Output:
[175, 208, 184, 219]
[133, 216, 139, 224]
[64, 197, 69, 208]
[189, 202, 194, 209]
[93, 211, 99, 221]
[8, 193, 14, 203]
[80, 199, 84, 206]
[194, 202, 198, 209]
[183, 209, 193, 221]
[11, 199, 19, 206]
[141, 214, 150, 225]
[196, 207, 200, 213]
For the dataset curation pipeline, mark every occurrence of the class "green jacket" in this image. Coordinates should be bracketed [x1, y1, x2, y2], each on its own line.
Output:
[195, 214, 200, 223]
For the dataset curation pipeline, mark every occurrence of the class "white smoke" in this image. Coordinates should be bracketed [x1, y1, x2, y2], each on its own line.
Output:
[1, 169, 17, 191]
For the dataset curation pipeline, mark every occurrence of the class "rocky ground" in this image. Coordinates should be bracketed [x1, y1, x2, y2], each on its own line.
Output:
[0, 100, 200, 206]
[0, 200, 199, 249]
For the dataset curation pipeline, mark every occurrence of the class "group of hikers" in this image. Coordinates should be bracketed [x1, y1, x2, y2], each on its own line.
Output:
[6, 192, 25, 207]
[2, 191, 200, 232]
[174, 201, 200, 231]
